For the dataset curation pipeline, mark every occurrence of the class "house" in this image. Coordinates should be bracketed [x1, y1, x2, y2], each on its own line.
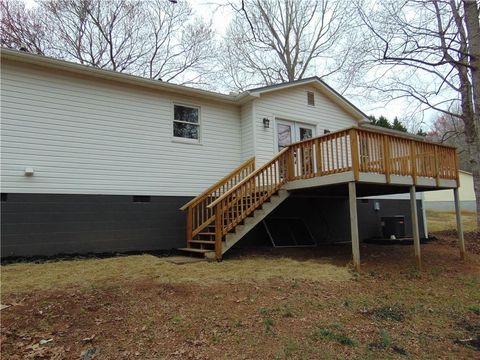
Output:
[422, 171, 476, 212]
[0, 48, 464, 269]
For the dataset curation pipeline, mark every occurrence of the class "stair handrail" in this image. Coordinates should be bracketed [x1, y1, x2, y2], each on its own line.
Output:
[207, 147, 291, 259]
[207, 147, 290, 210]
[180, 157, 255, 211]
[180, 157, 255, 241]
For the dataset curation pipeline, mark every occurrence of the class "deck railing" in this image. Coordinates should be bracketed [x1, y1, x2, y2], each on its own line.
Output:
[207, 148, 290, 258]
[288, 129, 353, 179]
[180, 157, 255, 240]
[354, 128, 458, 183]
[286, 127, 458, 184]
[188, 127, 458, 258]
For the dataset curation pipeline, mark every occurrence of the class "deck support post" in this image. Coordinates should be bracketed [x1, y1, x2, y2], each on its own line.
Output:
[214, 204, 223, 261]
[348, 182, 360, 272]
[409, 186, 422, 271]
[453, 188, 466, 260]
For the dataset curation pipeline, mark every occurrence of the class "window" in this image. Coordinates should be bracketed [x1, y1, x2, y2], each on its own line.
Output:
[307, 91, 315, 106]
[173, 104, 200, 141]
[299, 127, 313, 141]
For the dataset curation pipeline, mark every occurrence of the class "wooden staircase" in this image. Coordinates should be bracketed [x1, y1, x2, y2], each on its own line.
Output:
[178, 189, 289, 259]
[179, 147, 292, 259]
[179, 127, 459, 260]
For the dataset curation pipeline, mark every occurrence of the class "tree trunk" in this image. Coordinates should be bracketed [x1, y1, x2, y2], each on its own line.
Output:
[464, 137, 480, 226]
[462, 0, 480, 227]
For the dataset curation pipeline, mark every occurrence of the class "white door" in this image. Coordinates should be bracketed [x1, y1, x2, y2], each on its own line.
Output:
[276, 120, 315, 151]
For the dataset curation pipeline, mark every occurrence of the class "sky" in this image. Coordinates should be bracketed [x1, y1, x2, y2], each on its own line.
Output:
[186, 1, 421, 124]
[22, 0, 431, 128]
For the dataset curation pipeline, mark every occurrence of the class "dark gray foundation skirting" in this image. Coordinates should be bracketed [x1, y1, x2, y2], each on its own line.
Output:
[1, 193, 426, 258]
[1, 193, 191, 258]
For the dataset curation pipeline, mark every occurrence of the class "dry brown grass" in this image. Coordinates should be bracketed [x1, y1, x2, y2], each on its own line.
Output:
[1, 255, 350, 296]
[2, 243, 479, 360]
[427, 210, 478, 233]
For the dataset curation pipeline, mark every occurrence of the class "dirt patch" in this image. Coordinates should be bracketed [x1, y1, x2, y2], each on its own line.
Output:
[454, 318, 480, 351]
[1, 243, 479, 359]
[361, 304, 407, 322]
[431, 230, 480, 255]
[163, 256, 207, 265]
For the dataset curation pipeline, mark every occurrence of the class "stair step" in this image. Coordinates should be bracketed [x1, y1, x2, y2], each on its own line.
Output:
[188, 240, 215, 244]
[178, 247, 213, 254]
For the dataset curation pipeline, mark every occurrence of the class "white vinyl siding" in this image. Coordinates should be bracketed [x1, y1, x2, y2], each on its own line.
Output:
[240, 102, 255, 161]
[1, 61, 242, 196]
[254, 85, 358, 166]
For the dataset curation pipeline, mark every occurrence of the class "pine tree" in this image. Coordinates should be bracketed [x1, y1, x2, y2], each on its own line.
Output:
[392, 117, 407, 132]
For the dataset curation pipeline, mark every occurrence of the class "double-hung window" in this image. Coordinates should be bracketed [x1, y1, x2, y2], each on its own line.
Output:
[173, 104, 200, 141]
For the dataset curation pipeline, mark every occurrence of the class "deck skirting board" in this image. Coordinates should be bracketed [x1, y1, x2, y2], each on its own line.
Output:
[285, 172, 355, 190]
[358, 173, 387, 184]
[438, 179, 457, 188]
[286, 171, 458, 191]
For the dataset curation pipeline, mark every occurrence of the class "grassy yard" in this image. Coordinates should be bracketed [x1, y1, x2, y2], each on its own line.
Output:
[2, 236, 480, 359]
[1, 255, 350, 296]
[427, 209, 478, 233]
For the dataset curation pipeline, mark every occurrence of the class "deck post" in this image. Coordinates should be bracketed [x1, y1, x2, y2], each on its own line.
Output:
[186, 207, 193, 241]
[383, 135, 391, 184]
[214, 204, 223, 261]
[348, 182, 360, 271]
[350, 129, 360, 181]
[409, 186, 422, 270]
[453, 188, 466, 260]
[410, 141, 417, 185]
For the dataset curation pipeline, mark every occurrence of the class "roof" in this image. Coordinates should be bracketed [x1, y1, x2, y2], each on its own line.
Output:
[0, 48, 249, 105]
[1, 48, 367, 119]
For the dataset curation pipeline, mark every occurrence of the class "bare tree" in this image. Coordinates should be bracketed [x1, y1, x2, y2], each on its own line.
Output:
[428, 112, 472, 172]
[0, 0, 46, 54]
[1, 0, 215, 85]
[219, 0, 355, 90]
[353, 0, 480, 226]
[40, 0, 147, 71]
[141, 3, 214, 83]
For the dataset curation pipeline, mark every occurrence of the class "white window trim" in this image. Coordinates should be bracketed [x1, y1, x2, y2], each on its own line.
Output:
[172, 102, 202, 144]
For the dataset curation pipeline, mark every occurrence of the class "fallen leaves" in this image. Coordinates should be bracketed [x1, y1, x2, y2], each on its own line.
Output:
[1, 243, 479, 359]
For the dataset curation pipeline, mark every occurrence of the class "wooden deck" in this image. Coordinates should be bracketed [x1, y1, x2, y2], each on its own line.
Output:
[180, 126, 460, 262]
[285, 171, 458, 191]
[285, 127, 458, 188]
